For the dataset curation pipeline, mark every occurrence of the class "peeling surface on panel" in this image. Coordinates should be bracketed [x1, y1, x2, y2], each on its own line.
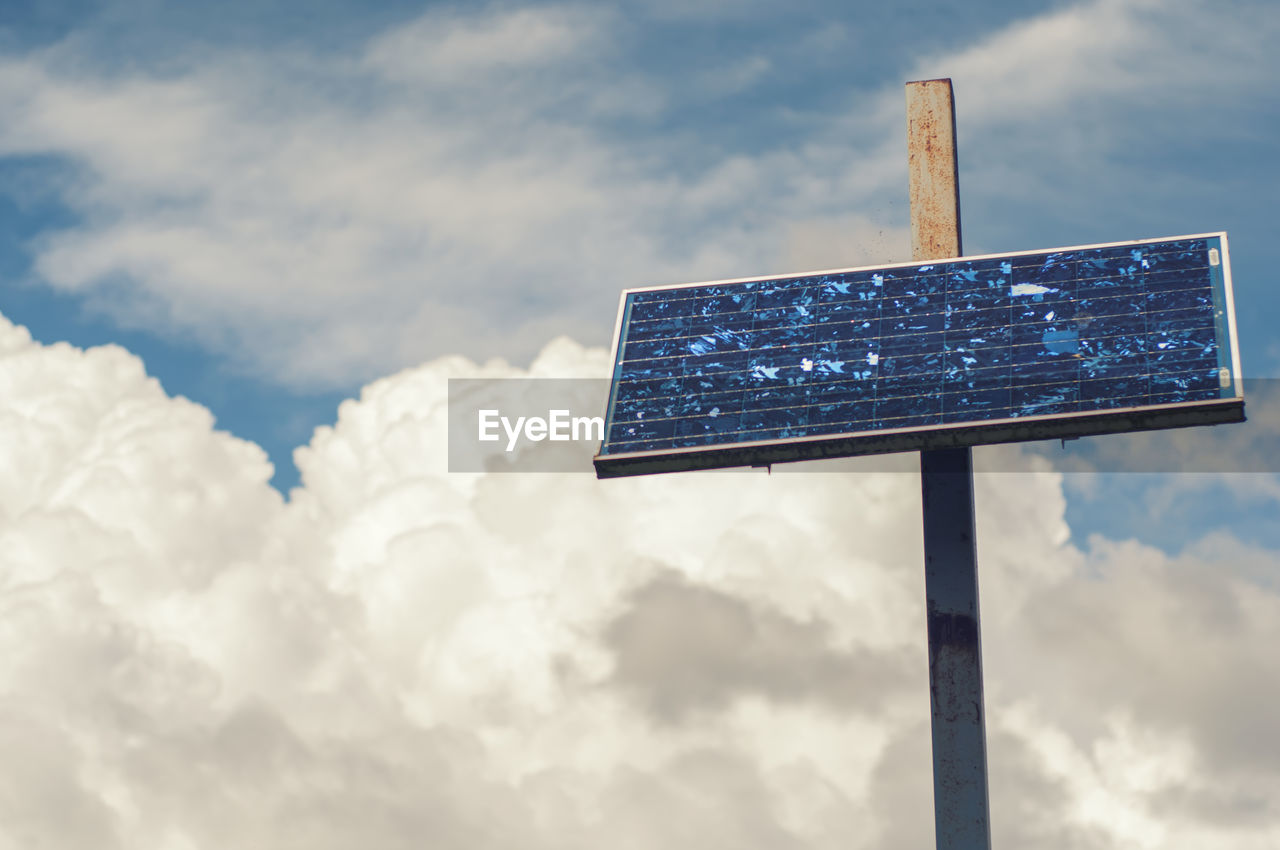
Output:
[596, 234, 1243, 476]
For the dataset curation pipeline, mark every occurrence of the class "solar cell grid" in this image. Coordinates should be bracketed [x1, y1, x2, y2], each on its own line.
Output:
[596, 234, 1243, 477]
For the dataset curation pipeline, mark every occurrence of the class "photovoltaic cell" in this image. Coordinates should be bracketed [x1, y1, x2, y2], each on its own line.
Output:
[594, 233, 1244, 478]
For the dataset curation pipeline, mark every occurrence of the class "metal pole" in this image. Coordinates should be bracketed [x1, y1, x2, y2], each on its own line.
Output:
[906, 78, 993, 850]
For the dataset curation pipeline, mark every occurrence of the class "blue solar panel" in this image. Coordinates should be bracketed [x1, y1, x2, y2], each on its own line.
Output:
[595, 234, 1244, 478]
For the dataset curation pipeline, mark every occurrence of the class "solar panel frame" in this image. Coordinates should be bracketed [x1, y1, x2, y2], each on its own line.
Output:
[595, 233, 1245, 478]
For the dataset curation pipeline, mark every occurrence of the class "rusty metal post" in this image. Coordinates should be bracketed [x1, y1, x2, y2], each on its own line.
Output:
[907, 78, 993, 850]
[907, 80, 963, 260]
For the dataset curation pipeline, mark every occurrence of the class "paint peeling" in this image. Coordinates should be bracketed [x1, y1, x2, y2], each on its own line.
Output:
[1042, 329, 1080, 355]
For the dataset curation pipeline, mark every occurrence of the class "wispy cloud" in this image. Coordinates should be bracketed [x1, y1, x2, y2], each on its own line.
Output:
[3, 0, 1275, 388]
[364, 6, 610, 82]
[0, 3, 905, 389]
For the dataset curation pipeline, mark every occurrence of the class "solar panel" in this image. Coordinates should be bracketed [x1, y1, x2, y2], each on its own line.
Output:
[594, 233, 1244, 478]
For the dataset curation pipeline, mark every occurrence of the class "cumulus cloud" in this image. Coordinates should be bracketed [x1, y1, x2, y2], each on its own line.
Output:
[604, 571, 918, 721]
[4, 309, 1280, 848]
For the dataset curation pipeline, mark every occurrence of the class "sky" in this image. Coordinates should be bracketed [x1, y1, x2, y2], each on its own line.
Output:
[1, 0, 1279, 847]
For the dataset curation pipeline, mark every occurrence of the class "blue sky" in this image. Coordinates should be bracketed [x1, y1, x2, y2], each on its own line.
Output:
[2, 1, 1280, 847]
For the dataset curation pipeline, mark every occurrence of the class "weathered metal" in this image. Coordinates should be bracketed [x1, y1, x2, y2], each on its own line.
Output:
[908, 78, 993, 850]
[920, 447, 991, 850]
[907, 79, 963, 261]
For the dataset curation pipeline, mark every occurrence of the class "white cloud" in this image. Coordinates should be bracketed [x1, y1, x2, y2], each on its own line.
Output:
[4, 309, 1280, 847]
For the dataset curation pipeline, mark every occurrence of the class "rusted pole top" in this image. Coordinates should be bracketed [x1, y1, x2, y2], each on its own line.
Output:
[907, 79, 963, 261]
